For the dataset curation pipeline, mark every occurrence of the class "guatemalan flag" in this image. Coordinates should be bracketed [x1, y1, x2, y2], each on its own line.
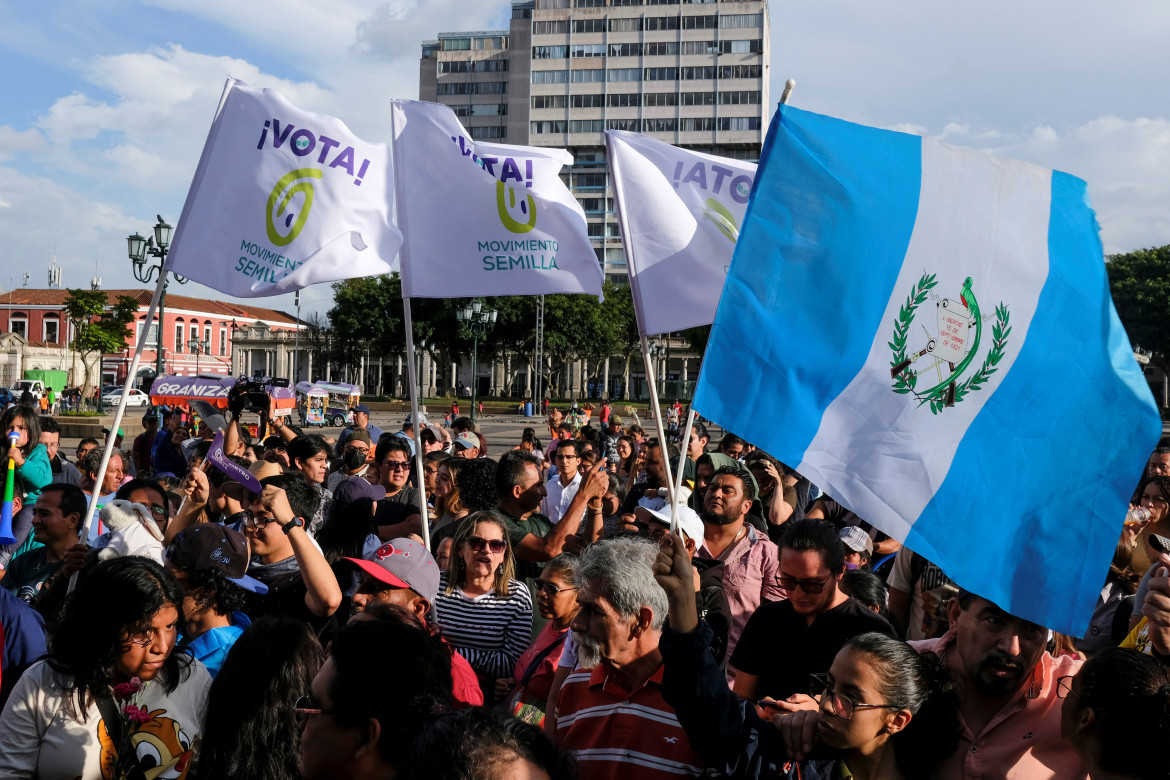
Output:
[694, 105, 1161, 636]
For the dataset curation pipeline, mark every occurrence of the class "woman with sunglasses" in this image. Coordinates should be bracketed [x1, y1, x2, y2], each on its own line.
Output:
[1129, 474, 1170, 575]
[433, 512, 533, 701]
[654, 531, 959, 780]
[497, 553, 579, 727]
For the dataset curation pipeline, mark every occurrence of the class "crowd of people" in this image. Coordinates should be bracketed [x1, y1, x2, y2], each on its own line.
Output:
[0, 386, 1169, 780]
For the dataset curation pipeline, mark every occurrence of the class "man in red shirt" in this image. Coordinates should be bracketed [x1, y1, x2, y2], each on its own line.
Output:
[556, 537, 704, 779]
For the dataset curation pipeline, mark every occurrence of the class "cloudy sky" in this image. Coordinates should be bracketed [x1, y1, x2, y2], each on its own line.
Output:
[1, 0, 1166, 321]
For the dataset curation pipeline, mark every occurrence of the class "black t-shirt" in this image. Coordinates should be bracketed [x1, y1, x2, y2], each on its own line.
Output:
[729, 596, 897, 701]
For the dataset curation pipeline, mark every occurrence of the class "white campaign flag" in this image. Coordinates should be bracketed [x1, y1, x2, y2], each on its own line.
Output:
[606, 130, 756, 335]
[166, 78, 402, 297]
[390, 100, 602, 299]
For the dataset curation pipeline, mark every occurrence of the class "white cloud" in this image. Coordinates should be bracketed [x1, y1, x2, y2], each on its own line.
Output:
[0, 126, 47, 159]
[922, 116, 1170, 254]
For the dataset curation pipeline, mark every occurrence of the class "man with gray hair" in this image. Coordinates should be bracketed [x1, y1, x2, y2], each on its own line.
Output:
[555, 537, 705, 779]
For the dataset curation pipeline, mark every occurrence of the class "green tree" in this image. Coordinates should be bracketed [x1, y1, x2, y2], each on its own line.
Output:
[63, 289, 139, 395]
[1106, 245, 1170, 366]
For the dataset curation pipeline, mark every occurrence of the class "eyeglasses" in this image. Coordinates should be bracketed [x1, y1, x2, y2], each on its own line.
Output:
[536, 580, 579, 596]
[555, 454, 580, 461]
[384, 461, 411, 471]
[466, 536, 507, 554]
[809, 674, 903, 720]
[776, 574, 832, 594]
[148, 504, 167, 518]
[345, 445, 370, 454]
[242, 513, 276, 530]
[294, 694, 335, 721]
[1056, 676, 1078, 700]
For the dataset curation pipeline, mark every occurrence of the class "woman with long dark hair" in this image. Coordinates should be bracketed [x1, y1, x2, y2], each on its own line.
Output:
[1129, 473, 1170, 575]
[194, 616, 324, 780]
[0, 556, 212, 779]
[1059, 647, 1170, 780]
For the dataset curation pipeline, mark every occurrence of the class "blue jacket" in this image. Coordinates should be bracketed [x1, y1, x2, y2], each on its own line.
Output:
[181, 611, 251, 678]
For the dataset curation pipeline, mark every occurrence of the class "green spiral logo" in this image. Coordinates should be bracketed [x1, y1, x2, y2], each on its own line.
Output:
[496, 181, 537, 234]
[266, 168, 324, 247]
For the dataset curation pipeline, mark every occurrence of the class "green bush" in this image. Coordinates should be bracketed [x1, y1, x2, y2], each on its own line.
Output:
[59, 411, 101, 417]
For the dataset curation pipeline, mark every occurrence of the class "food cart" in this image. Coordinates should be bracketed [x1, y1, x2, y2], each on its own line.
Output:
[308, 381, 362, 426]
[294, 382, 330, 427]
[149, 375, 295, 437]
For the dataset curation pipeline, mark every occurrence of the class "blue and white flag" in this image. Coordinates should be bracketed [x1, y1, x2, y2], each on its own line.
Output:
[167, 78, 402, 297]
[694, 106, 1160, 635]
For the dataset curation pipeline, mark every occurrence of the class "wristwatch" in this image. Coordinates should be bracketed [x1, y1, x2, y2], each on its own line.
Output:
[281, 516, 306, 535]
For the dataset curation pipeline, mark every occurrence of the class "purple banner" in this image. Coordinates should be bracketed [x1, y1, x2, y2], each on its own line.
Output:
[206, 431, 262, 494]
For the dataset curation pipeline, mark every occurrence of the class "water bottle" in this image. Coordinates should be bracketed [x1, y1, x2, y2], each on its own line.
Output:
[1125, 506, 1151, 526]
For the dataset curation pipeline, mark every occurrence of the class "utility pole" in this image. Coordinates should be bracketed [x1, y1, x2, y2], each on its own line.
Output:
[294, 290, 301, 383]
[534, 295, 544, 406]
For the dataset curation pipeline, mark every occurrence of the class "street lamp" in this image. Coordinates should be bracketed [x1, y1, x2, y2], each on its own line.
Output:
[455, 300, 498, 424]
[128, 216, 186, 382]
[187, 336, 209, 375]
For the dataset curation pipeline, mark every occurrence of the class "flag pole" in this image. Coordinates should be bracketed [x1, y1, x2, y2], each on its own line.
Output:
[671, 407, 697, 529]
[608, 130, 682, 531]
[401, 299, 431, 548]
[389, 104, 431, 548]
[638, 333, 678, 528]
[68, 267, 168, 594]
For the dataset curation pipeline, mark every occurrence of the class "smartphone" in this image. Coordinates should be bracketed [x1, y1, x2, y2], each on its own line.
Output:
[1150, 534, 1170, 555]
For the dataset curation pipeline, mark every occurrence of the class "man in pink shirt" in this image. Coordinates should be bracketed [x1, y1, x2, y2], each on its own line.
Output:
[695, 464, 784, 661]
[911, 591, 1086, 779]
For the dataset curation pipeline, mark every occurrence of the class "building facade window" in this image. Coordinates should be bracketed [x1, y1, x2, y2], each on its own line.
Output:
[175, 323, 184, 353]
[719, 89, 760, 104]
[719, 13, 763, 28]
[680, 90, 716, 105]
[436, 81, 509, 94]
[719, 64, 761, 79]
[607, 67, 640, 82]
[468, 125, 507, 139]
[9, 314, 27, 340]
[533, 45, 567, 59]
[574, 172, 608, 189]
[609, 42, 643, 57]
[643, 117, 679, 132]
[680, 117, 717, 132]
[718, 116, 761, 131]
[607, 92, 641, 107]
[682, 14, 718, 29]
[570, 93, 605, 108]
[531, 120, 567, 134]
[720, 38, 762, 53]
[645, 16, 680, 31]
[608, 16, 643, 31]
[680, 65, 717, 79]
[644, 92, 678, 106]
[569, 119, 604, 133]
[139, 320, 158, 346]
[570, 68, 606, 83]
[531, 70, 569, 84]
[534, 20, 569, 34]
[43, 316, 60, 343]
[443, 37, 471, 51]
[680, 40, 717, 55]
[532, 95, 567, 109]
[606, 118, 641, 131]
[644, 67, 679, 81]
[571, 43, 606, 58]
[219, 328, 226, 356]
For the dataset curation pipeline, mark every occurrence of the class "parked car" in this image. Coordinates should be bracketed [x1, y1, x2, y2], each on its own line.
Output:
[102, 388, 151, 407]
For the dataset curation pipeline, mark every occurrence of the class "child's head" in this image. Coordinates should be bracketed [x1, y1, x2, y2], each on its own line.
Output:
[1, 404, 41, 454]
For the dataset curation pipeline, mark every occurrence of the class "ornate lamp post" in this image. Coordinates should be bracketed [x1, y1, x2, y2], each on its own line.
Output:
[127, 216, 186, 380]
[187, 336, 208, 375]
[455, 300, 497, 424]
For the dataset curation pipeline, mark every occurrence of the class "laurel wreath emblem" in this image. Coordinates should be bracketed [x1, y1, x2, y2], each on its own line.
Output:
[889, 274, 1011, 415]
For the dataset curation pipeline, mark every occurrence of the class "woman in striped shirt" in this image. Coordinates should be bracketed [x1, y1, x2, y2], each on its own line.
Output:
[433, 512, 533, 700]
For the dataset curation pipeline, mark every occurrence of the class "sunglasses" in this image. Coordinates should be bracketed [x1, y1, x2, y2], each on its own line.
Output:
[383, 461, 411, 471]
[466, 536, 507, 554]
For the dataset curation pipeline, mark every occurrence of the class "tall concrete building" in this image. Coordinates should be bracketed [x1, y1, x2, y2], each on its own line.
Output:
[420, 0, 769, 283]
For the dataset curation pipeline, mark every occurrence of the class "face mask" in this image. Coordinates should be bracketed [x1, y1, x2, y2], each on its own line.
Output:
[344, 448, 367, 471]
